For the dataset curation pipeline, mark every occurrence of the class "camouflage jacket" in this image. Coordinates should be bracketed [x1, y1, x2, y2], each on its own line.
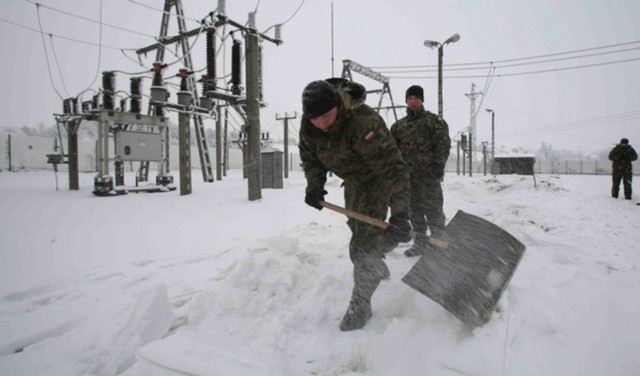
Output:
[298, 81, 410, 215]
[609, 144, 638, 171]
[390, 105, 451, 175]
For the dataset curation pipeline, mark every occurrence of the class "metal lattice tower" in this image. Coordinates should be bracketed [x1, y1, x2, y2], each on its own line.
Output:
[137, 0, 214, 183]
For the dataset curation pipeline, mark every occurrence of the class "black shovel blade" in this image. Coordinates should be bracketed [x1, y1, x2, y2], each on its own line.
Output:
[402, 210, 526, 328]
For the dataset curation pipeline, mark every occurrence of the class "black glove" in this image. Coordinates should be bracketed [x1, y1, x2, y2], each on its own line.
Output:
[427, 164, 445, 179]
[305, 189, 328, 210]
[384, 214, 412, 243]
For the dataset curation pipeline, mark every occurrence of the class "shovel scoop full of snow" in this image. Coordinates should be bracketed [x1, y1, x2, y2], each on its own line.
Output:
[402, 210, 526, 329]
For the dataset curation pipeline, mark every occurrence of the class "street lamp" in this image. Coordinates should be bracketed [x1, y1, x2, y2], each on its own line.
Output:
[423, 33, 460, 117]
[485, 108, 495, 162]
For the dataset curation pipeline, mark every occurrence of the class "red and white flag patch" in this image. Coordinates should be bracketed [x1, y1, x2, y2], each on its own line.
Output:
[365, 131, 376, 142]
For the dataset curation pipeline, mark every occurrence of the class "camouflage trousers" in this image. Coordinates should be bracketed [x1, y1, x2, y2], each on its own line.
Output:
[410, 175, 445, 235]
[612, 168, 633, 199]
[343, 179, 389, 262]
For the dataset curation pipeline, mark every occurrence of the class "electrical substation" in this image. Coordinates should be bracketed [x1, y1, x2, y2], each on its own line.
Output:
[50, 0, 282, 199]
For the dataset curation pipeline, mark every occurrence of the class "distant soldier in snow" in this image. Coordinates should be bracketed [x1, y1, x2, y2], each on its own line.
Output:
[608, 138, 638, 200]
[298, 79, 412, 331]
[390, 85, 451, 257]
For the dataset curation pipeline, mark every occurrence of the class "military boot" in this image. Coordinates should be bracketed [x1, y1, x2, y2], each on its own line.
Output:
[339, 257, 384, 331]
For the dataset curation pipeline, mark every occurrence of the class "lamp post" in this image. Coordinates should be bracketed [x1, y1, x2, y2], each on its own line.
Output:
[423, 33, 460, 117]
[485, 108, 495, 162]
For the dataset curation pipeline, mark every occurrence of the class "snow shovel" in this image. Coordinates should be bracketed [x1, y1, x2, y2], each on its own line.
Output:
[320, 201, 526, 329]
[402, 210, 526, 329]
[319, 201, 449, 250]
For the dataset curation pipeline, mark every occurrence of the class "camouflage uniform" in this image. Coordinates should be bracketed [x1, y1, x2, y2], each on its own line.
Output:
[608, 140, 638, 199]
[299, 80, 410, 330]
[391, 104, 451, 252]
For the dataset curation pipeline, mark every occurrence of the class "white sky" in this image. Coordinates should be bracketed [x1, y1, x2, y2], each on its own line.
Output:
[1, 0, 639, 153]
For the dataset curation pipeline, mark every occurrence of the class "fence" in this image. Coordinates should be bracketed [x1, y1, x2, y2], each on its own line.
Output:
[447, 158, 639, 176]
[0, 134, 247, 173]
[1, 134, 637, 176]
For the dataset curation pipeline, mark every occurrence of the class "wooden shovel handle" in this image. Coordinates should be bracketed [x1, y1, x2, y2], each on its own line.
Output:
[320, 201, 449, 250]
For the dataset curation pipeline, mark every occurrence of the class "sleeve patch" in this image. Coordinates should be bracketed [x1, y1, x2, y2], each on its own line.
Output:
[365, 130, 376, 142]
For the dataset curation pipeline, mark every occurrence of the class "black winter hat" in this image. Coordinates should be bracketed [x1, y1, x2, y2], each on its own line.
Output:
[405, 85, 424, 102]
[302, 80, 341, 118]
[621, 138, 629, 144]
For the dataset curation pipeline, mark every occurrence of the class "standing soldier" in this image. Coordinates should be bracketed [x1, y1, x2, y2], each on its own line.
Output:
[609, 138, 638, 200]
[299, 79, 412, 331]
[391, 85, 451, 257]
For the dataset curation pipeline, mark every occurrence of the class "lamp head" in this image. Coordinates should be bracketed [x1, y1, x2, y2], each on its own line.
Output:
[423, 40, 439, 49]
[445, 33, 461, 45]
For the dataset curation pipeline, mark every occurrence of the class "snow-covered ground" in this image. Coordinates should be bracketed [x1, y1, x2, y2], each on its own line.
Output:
[0, 169, 638, 375]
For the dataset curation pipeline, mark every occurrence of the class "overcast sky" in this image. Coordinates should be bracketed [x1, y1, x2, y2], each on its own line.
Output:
[1, 0, 639, 153]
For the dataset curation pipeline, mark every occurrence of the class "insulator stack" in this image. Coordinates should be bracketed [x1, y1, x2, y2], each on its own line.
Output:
[102, 71, 116, 110]
[248, 12, 256, 29]
[130, 77, 142, 113]
[81, 101, 91, 112]
[63, 97, 79, 114]
[63, 98, 71, 114]
[152, 62, 164, 86]
[92, 95, 99, 109]
[201, 75, 209, 95]
[231, 39, 242, 95]
[150, 62, 166, 116]
[71, 97, 78, 114]
[274, 24, 282, 42]
[179, 68, 189, 91]
[205, 27, 217, 92]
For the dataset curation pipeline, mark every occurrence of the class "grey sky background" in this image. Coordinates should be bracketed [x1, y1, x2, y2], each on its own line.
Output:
[1, 0, 638, 153]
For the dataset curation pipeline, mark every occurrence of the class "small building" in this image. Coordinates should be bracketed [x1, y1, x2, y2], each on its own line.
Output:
[493, 155, 535, 175]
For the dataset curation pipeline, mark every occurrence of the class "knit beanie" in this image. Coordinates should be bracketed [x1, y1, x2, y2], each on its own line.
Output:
[621, 138, 629, 144]
[405, 85, 424, 101]
[302, 80, 341, 118]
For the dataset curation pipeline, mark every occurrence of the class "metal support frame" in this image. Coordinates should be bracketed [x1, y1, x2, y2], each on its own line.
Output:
[94, 110, 172, 195]
[341, 59, 400, 123]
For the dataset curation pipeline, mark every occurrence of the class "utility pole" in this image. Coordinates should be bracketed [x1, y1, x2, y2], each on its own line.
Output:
[224, 107, 229, 176]
[276, 112, 297, 178]
[245, 29, 262, 201]
[465, 83, 483, 175]
[216, 104, 223, 181]
[177, 68, 192, 195]
[486, 108, 495, 168]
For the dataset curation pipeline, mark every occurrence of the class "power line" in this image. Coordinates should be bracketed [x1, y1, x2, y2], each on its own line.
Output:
[372, 40, 640, 70]
[0, 17, 138, 50]
[501, 110, 640, 139]
[377, 46, 640, 74]
[385, 56, 640, 80]
[35, 4, 65, 100]
[48, 34, 71, 97]
[262, 0, 306, 34]
[25, 0, 158, 39]
[127, 0, 204, 24]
